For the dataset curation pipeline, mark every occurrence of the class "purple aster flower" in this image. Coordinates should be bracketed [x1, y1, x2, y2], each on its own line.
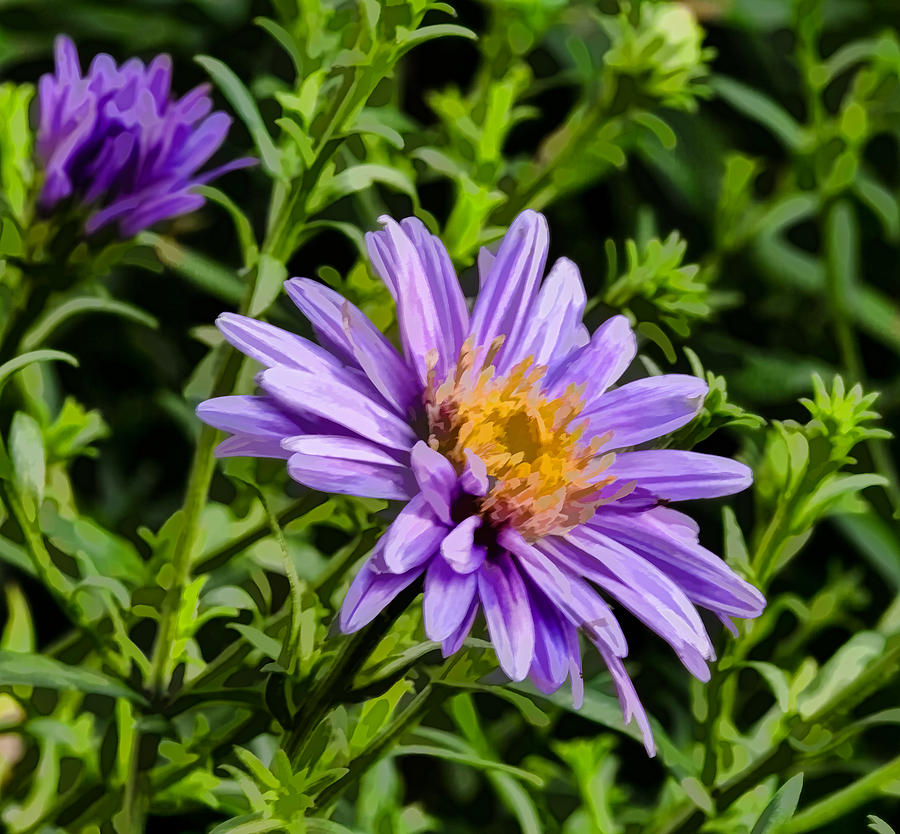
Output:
[197, 210, 765, 755]
[36, 35, 254, 237]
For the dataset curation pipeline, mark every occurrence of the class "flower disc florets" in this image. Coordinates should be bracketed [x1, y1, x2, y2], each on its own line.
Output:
[427, 339, 624, 540]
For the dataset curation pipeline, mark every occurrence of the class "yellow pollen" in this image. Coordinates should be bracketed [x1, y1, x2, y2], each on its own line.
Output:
[426, 339, 626, 540]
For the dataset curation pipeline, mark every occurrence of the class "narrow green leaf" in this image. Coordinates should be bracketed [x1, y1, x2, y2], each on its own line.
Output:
[9, 412, 45, 522]
[1, 584, 35, 653]
[750, 773, 804, 833]
[0, 537, 35, 577]
[196, 55, 282, 177]
[21, 296, 158, 351]
[392, 745, 544, 787]
[740, 661, 791, 713]
[711, 75, 804, 150]
[0, 650, 147, 703]
[398, 23, 477, 55]
[192, 185, 259, 269]
[868, 815, 897, 834]
[254, 16, 303, 77]
[230, 624, 282, 661]
[138, 232, 245, 304]
[246, 254, 287, 317]
[0, 350, 79, 396]
[513, 681, 699, 778]
[209, 815, 283, 834]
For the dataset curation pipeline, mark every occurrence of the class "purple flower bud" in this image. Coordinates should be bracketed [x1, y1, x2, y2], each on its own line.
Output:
[37, 35, 254, 237]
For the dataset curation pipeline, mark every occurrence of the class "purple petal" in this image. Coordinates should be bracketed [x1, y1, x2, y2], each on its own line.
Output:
[503, 256, 586, 372]
[283, 436, 415, 501]
[400, 217, 469, 366]
[440, 515, 486, 574]
[285, 278, 422, 415]
[259, 365, 417, 452]
[341, 300, 420, 415]
[216, 312, 341, 372]
[550, 315, 636, 405]
[54, 36, 82, 83]
[596, 644, 655, 756]
[469, 210, 549, 364]
[477, 553, 535, 681]
[528, 591, 572, 692]
[424, 557, 478, 641]
[373, 494, 448, 574]
[588, 510, 766, 619]
[215, 434, 289, 459]
[365, 217, 454, 386]
[461, 450, 489, 496]
[499, 527, 626, 656]
[118, 191, 207, 237]
[606, 450, 753, 500]
[581, 375, 708, 449]
[340, 558, 424, 633]
[557, 528, 713, 680]
[283, 277, 357, 364]
[410, 441, 458, 525]
[442, 597, 478, 657]
[477, 246, 495, 291]
[196, 395, 302, 437]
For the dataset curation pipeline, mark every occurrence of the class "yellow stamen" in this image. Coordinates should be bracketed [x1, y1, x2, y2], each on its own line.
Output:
[426, 344, 624, 540]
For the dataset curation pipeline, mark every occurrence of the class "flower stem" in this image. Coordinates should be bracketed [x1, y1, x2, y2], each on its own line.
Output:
[283, 582, 421, 762]
[145, 349, 241, 695]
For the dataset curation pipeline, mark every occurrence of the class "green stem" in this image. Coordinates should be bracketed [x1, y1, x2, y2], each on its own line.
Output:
[783, 753, 900, 833]
[120, 734, 147, 834]
[146, 381, 231, 695]
[313, 681, 443, 813]
[283, 582, 420, 762]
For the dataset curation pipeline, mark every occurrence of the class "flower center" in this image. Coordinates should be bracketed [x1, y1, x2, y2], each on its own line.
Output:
[426, 340, 622, 540]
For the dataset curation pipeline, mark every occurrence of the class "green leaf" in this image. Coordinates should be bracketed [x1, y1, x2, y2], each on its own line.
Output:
[740, 661, 792, 713]
[0, 350, 79, 396]
[397, 23, 477, 56]
[0, 83, 35, 224]
[254, 16, 303, 77]
[711, 74, 804, 150]
[209, 815, 283, 834]
[0, 537, 34, 577]
[797, 631, 886, 719]
[20, 296, 157, 351]
[868, 816, 897, 834]
[722, 506, 751, 573]
[196, 55, 282, 177]
[1, 583, 35, 653]
[137, 232, 245, 304]
[750, 773, 803, 833]
[42, 504, 145, 583]
[391, 745, 544, 787]
[347, 111, 404, 149]
[246, 254, 287, 317]
[0, 650, 147, 703]
[191, 185, 259, 269]
[854, 169, 900, 242]
[9, 412, 45, 522]
[311, 164, 418, 213]
[230, 624, 282, 661]
[512, 681, 699, 778]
